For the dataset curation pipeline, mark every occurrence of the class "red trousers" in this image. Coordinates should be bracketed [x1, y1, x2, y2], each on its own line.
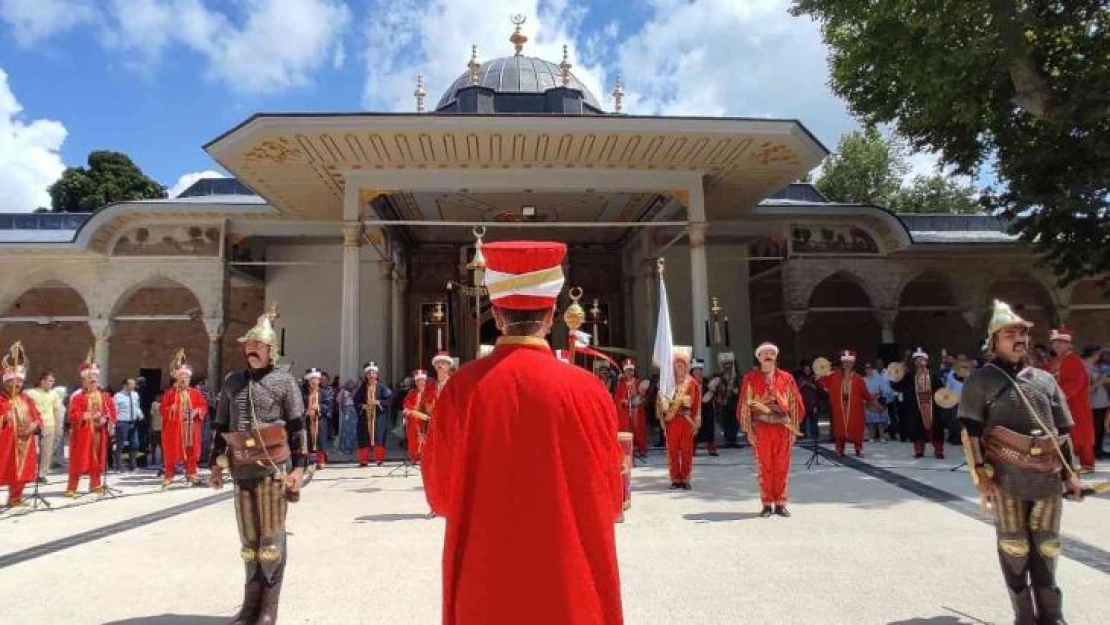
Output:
[752, 422, 793, 505]
[358, 446, 386, 464]
[665, 418, 694, 482]
[632, 410, 648, 456]
[67, 468, 102, 493]
[405, 421, 423, 463]
[7, 481, 26, 505]
[315, 450, 328, 466]
[164, 446, 199, 480]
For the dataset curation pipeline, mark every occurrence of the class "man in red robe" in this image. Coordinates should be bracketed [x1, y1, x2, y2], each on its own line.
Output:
[423, 240, 624, 625]
[159, 350, 208, 488]
[1051, 326, 1096, 470]
[613, 359, 648, 456]
[659, 346, 701, 490]
[1, 342, 42, 507]
[403, 369, 434, 464]
[431, 350, 454, 395]
[738, 342, 806, 517]
[819, 349, 875, 457]
[66, 353, 117, 497]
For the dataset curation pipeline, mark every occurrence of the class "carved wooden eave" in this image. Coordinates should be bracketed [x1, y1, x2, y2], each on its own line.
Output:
[203, 113, 828, 221]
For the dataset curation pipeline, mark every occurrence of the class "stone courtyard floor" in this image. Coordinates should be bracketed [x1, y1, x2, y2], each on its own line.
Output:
[2, 441, 1108, 624]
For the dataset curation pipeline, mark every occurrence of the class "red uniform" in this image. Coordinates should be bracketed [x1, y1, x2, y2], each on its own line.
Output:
[819, 371, 873, 455]
[662, 375, 701, 484]
[160, 386, 208, 482]
[738, 368, 806, 506]
[66, 388, 118, 494]
[1054, 351, 1094, 468]
[423, 337, 624, 625]
[403, 384, 436, 463]
[613, 375, 648, 455]
[0, 393, 43, 505]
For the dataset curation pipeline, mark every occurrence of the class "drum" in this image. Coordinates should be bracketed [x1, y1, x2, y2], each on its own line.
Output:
[618, 432, 634, 514]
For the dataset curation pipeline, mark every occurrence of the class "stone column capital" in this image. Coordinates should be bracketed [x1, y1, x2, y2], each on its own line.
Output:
[784, 310, 808, 333]
[342, 221, 364, 248]
[687, 222, 708, 247]
[203, 318, 225, 339]
[876, 307, 898, 328]
[88, 318, 113, 341]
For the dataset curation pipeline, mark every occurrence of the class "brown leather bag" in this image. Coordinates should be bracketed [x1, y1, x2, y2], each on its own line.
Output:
[222, 425, 290, 468]
[983, 425, 1068, 473]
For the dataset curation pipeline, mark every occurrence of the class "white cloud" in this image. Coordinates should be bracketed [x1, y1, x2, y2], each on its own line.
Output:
[168, 169, 226, 198]
[0, 0, 97, 46]
[0, 67, 68, 212]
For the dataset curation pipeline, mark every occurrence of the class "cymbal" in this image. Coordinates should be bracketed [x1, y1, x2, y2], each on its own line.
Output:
[886, 361, 906, 383]
[812, 357, 831, 377]
[934, 387, 959, 409]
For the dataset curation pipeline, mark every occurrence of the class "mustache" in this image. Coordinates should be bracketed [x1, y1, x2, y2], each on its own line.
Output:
[246, 352, 263, 360]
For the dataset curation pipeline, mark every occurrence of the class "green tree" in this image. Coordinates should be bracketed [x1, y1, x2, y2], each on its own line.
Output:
[814, 127, 906, 205]
[48, 150, 166, 212]
[792, 0, 1110, 285]
[887, 174, 982, 215]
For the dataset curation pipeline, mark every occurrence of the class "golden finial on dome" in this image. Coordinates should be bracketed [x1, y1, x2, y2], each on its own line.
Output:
[414, 74, 427, 113]
[468, 45, 481, 85]
[559, 44, 572, 87]
[510, 14, 528, 56]
[611, 74, 625, 113]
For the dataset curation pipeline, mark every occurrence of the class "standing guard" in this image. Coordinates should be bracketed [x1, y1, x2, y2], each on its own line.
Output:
[160, 349, 208, 488]
[959, 300, 1085, 624]
[895, 348, 946, 459]
[209, 306, 307, 625]
[0, 342, 42, 507]
[354, 362, 392, 467]
[613, 359, 648, 457]
[302, 367, 333, 470]
[739, 342, 806, 517]
[65, 350, 117, 497]
[819, 350, 876, 457]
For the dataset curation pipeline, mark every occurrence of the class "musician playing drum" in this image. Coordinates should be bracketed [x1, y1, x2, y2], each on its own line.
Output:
[160, 349, 208, 488]
[959, 299, 1086, 624]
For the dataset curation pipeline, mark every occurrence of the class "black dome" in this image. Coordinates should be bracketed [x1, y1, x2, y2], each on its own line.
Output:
[436, 55, 603, 112]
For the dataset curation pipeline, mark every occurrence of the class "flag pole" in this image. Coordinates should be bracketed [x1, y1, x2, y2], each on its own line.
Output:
[564, 287, 585, 366]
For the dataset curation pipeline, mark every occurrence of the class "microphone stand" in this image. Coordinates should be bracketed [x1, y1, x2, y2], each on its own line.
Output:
[27, 430, 52, 509]
[96, 418, 123, 499]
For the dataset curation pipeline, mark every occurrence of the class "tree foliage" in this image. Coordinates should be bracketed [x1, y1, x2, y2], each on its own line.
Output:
[814, 128, 981, 214]
[792, 0, 1110, 285]
[48, 150, 166, 213]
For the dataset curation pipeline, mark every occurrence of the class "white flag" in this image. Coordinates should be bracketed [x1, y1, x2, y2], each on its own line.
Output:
[652, 263, 675, 399]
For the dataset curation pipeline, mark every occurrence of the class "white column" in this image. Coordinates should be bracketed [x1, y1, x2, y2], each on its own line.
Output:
[392, 273, 407, 379]
[878, 309, 897, 344]
[688, 222, 710, 362]
[204, 318, 224, 389]
[339, 222, 363, 383]
[89, 318, 113, 387]
[378, 259, 394, 382]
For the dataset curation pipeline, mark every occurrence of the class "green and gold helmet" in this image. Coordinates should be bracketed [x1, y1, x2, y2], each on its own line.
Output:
[986, 299, 1032, 340]
[239, 304, 281, 361]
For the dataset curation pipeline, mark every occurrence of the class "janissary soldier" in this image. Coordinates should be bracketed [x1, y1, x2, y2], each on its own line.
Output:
[0, 342, 42, 507]
[819, 349, 875, 457]
[302, 367, 333, 470]
[895, 347, 946, 459]
[160, 349, 208, 488]
[738, 342, 805, 518]
[613, 359, 648, 456]
[66, 350, 117, 497]
[209, 306, 307, 625]
[403, 369, 434, 464]
[1049, 327, 1096, 471]
[431, 350, 454, 394]
[959, 300, 1085, 624]
[659, 346, 701, 490]
[713, 352, 742, 447]
[353, 362, 392, 467]
[423, 240, 624, 625]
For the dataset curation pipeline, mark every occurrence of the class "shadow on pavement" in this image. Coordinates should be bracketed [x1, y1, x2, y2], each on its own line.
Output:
[886, 616, 978, 625]
[350, 487, 382, 494]
[682, 511, 762, 523]
[355, 513, 431, 522]
[102, 615, 226, 624]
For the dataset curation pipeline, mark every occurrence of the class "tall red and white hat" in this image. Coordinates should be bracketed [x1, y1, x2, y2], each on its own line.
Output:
[2, 341, 27, 383]
[482, 241, 567, 310]
[1049, 326, 1073, 343]
[622, 358, 636, 371]
[171, 348, 193, 378]
[304, 367, 323, 381]
[911, 347, 928, 361]
[78, 347, 100, 380]
[754, 342, 779, 359]
[431, 351, 454, 367]
[413, 369, 428, 381]
[839, 349, 857, 363]
[673, 345, 693, 364]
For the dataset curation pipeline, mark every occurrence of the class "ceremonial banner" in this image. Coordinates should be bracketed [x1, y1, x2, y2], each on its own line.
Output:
[652, 262, 675, 399]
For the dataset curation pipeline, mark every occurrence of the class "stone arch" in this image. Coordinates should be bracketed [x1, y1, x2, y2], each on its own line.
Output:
[1053, 277, 1105, 345]
[786, 259, 899, 312]
[895, 270, 978, 358]
[105, 266, 219, 321]
[984, 271, 1057, 343]
[800, 271, 881, 363]
[110, 275, 210, 389]
[0, 266, 96, 321]
[0, 275, 95, 388]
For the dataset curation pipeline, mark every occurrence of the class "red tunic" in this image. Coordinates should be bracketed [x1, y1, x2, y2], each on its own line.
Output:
[403, 385, 436, 462]
[738, 369, 806, 505]
[0, 393, 43, 487]
[663, 375, 701, 483]
[423, 337, 624, 625]
[67, 389, 117, 476]
[613, 375, 648, 454]
[819, 371, 873, 447]
[1054, 351, 1094, 465]
[160, 387, 208, 471]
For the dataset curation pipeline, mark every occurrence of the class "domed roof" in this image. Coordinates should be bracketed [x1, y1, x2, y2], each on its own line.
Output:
[435, 55, 603, 112]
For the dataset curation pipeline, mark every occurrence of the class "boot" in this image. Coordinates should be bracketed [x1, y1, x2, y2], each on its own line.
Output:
[257, 561, 286, 625]
[228, 576, 264, 625]
[1008, 586, 1035, 625]
[1033, 586, 1066, 625]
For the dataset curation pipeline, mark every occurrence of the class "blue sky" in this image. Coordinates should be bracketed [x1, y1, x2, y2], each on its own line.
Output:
[0, 0, 942, 212]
